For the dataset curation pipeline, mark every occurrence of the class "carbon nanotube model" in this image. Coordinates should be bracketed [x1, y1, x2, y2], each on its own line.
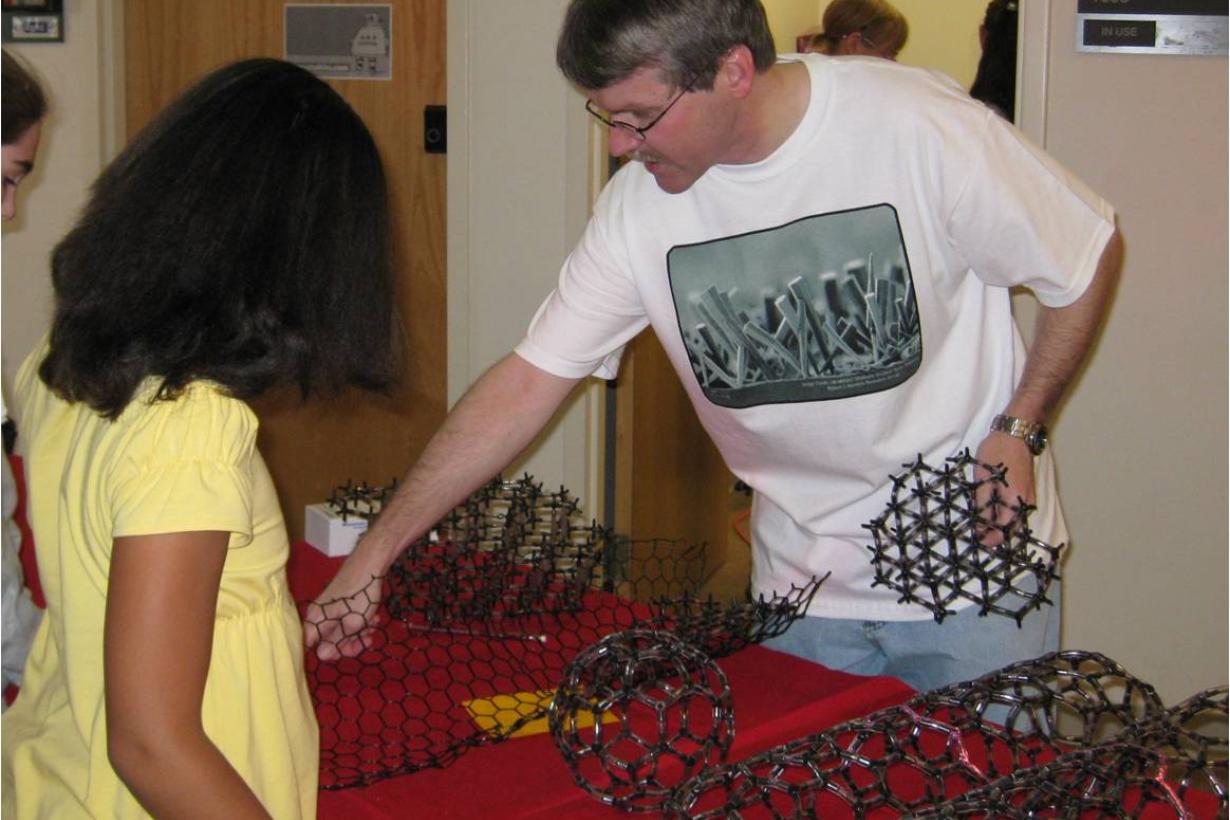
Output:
[549, 630, 735, 813]
[913, 686, 1228, 818]
[864, 450, 1063, 624]
[304, 475, 823, 789]
[666, 649, 1227, 819]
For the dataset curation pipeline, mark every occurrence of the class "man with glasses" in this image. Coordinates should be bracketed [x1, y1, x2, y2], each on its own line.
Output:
[311, 0, 1123, 693]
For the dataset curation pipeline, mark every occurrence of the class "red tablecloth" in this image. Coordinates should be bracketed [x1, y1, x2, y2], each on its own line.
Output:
[288, 543, 916, 819]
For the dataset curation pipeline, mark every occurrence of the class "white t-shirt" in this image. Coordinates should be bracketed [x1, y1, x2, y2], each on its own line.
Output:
[515, 55, 1116, 620]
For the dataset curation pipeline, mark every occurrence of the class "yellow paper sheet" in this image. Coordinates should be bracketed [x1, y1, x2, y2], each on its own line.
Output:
[463, 689, 617, 738]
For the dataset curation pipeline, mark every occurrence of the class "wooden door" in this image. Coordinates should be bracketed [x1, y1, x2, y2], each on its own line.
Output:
[125, 1, 446, 541]
[614, 332, 747, 601]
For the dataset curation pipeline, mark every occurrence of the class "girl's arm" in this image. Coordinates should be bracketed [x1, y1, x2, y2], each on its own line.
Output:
[104, 531, 271, 819]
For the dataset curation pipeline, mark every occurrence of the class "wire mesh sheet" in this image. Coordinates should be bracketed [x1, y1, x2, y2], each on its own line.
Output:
[666, 649, 1227, 818]
[303, 475, 823, 789]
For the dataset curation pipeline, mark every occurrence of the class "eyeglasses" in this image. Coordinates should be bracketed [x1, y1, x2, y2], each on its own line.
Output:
[858, 32, 899, 61]
[584, 77, 696, 141]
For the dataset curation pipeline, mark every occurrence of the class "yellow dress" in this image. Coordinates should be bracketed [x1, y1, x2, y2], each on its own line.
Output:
[2, 349, 318, 819]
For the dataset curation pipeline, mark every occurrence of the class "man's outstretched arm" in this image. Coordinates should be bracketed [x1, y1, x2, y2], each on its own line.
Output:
[305, 352, 582, 657]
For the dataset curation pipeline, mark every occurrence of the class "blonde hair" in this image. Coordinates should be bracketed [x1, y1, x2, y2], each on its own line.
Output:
[811, 0, 909, 57]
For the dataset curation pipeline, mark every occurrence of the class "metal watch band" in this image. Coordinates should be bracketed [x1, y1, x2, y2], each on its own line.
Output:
[990, 413, 1048, 455]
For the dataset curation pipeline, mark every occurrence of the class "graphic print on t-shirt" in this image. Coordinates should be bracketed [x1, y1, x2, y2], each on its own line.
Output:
[667, 204, 920, 409]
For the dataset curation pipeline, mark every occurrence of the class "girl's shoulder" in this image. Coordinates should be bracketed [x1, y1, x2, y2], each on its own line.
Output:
[117, 380, 258, 472]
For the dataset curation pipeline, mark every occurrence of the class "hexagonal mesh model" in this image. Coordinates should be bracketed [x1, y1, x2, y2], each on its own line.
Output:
[549, 630, 735, 813]
[304, 475, 824, 789]
[863, 450, 1064, 624]
[666, 650, 1227, 818]
[909, 742, 1223, 819]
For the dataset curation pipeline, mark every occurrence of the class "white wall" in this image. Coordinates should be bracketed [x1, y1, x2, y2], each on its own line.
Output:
[891, 0, 986, 87]
[1, 2, 123, 412]
[1019, 3, 1228, 703]
[447, 0, 605, 515]
[763, 0, 822, 53]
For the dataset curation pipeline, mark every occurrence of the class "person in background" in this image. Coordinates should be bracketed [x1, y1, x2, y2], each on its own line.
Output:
[804, 0, 909, 60]
[1, 51, 44, 219]
[3, 58, 402, 819]
[2, 48, 48, 705]
[969, 0, 1019, 122]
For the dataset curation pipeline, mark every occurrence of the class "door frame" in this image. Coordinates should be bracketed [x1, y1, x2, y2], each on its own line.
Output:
[445, 0, 609, 522]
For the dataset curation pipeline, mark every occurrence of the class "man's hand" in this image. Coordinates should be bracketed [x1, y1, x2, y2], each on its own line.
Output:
[303, 564, 385, 661]
[972, 432, 1036, 544]
[301, 354, 584, 661]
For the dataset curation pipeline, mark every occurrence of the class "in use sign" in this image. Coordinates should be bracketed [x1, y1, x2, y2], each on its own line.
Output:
[1077, 0, 1228, 55]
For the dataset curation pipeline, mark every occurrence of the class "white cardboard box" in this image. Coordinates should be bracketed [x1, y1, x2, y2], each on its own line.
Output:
[304, 503, 370, 557]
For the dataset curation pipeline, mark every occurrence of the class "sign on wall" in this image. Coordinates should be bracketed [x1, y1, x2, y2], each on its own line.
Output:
[284, 4, 393, 80]
[2, 0, 64, 43]
[1077, 0, 1228, 55]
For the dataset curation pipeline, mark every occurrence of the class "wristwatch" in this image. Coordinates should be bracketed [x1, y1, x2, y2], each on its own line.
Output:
[990, 414, 1048, 455]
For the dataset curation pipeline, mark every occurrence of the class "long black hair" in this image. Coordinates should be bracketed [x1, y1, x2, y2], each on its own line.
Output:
[39, 58, 402, 418]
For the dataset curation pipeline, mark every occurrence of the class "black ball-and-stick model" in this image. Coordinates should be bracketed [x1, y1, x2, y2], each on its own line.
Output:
[864, 450, 1063, 624]
[549, 630, 735, 813]
[666, 649, 1227, 818]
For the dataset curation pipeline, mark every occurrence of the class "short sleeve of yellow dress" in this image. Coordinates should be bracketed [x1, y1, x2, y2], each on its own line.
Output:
[2, 357, 318, 820]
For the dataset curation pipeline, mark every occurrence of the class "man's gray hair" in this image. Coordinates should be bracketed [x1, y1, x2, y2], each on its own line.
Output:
[557, 0, 776, 92]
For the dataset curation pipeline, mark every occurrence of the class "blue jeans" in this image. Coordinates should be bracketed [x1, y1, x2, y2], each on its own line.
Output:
[763, 583, 1061, 694]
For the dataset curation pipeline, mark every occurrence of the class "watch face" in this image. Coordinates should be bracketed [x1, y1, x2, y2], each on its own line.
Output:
[1028, 428, 1048, 455]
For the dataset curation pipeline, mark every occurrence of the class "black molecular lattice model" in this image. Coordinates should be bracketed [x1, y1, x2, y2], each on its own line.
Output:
[549, 630, 735, 813]
[325, 478, 398, 523]
[864, 450, 1063, 624]
[304, 475, 823, 789]
[666, 649, 1227, 819]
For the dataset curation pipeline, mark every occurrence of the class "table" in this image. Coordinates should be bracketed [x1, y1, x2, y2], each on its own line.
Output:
[7, 457, 914, 816]
[288, 542, 916, 819]
[9, 459, 1217, 817]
